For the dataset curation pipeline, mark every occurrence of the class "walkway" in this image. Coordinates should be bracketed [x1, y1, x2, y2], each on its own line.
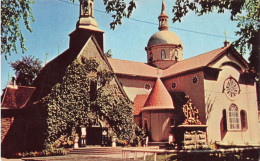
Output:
[2, 146, 148, 161]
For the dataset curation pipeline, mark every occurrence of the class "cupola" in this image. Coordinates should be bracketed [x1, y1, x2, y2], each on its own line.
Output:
[70, 0, 104, 52]
[145, 0, 183, 69]
[76, 0, 98, 30]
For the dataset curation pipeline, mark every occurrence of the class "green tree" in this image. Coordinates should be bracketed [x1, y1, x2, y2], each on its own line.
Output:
[1, 0, 35, 59]
[172, 0, 260, 75]
[104, 49, 112, 58]
[9, 55, 42, 86]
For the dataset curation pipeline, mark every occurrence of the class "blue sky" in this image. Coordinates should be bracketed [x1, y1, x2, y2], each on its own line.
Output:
[1, 0, 245, 91]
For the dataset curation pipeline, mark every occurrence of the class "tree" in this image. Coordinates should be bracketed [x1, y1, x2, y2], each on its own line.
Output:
[9, 55, 42, 86]
[104, 49, 112, 58]
[171, 0, 260, 75]
[1, 0, 35, 59]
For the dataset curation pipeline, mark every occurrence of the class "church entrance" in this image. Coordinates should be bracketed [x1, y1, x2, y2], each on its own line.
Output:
[80, 122, 109, 146]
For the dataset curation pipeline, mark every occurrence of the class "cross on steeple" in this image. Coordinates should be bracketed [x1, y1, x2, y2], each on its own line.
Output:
[224, 30, 230, 47]
[45, 52, 48, 65]
[224, 30, 227, 41]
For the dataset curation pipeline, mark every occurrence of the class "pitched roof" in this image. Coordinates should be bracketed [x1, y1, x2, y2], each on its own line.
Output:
[142, 78, 174, 111]
[162, 45, 230, 77]
[133, 94, 149, 116]
[1, 86, 35, 109]
[107, 58, 160, 78]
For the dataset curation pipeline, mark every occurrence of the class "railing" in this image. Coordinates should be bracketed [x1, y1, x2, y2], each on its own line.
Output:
[122, 147, 260, 161]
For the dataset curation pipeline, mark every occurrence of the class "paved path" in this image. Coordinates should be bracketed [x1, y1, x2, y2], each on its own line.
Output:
[2, 146, 148, 161]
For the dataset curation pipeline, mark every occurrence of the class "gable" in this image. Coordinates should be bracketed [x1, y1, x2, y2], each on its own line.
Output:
[208, 51, 248, 73]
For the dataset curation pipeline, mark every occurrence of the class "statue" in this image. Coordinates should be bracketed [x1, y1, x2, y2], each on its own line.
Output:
[182, 96, 201, 125]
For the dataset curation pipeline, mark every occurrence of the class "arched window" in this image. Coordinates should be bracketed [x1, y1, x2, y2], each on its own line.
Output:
[169, 118, 175, 127]
[149, 52, 153, 62]
[229, 104, 239, 130]
[144, 119, 148, 135]
[161, 50, 166, 60]
[240, 110, 247, 130]
[223, 109, 227, 131]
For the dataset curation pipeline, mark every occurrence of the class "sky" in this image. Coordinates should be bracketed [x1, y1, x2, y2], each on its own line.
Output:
[1, 0, 246, 91]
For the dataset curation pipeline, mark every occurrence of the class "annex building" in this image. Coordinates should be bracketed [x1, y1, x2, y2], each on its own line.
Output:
[2, 0, 260, 153]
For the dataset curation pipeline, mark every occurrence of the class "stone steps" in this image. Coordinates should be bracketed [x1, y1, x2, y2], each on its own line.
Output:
[67, 147, 123, 155]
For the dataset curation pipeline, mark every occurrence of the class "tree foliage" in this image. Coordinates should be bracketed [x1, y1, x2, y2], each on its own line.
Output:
[9, 55, 42, 86]
[104, 49, 112, 58]
[42, 57, 134, 146]
[1, 0, 35, 59]
[70, 0, 136, 30]
[172, 0, 260, 74]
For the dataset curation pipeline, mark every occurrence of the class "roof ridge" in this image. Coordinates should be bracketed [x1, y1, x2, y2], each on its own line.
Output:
[182, 46, 228, 62]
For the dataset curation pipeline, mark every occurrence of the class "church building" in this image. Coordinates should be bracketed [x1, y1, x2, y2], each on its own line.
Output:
[2, 0, 260, 153]
[107, 1, 260, 146]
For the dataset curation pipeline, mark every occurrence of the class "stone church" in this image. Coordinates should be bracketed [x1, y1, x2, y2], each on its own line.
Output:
[2, 0, 260, 153]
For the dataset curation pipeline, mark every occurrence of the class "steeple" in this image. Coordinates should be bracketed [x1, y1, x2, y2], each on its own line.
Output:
[158, 0, 168, 31]
[223, 30, 230, 47]
[77, 0, 98, 30]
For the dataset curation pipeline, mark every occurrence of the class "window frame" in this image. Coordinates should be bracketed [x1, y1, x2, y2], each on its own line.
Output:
[240, 110, 248, 131]
[161, 50, 166, 60]
[228, 104, 240, 130]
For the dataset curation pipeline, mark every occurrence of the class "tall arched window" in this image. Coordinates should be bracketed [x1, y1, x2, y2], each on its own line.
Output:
[149, 52, 153, 62]
[169, 118, 175, 127]
[223, 109, 227, 131]
[144, 119, 148, 135]
[240, 110, 247, 130]
[229, 104, 239, 130]
[161, 50, 166, 60]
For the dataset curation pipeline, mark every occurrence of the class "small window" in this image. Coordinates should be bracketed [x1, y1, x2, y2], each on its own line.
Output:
[240, 110, 247, 130]
[229, 104, 239, 130]
[192, 76, 198, 85]
[144, 83, 151, 90]
[171, 82, 177, 89]
[223, 109, 227, 131]
[149, 52, 153, 62]
[161, 50, 166, 60]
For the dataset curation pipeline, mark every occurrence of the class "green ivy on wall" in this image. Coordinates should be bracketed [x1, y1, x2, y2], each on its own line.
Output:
[41, 57, 135, 147]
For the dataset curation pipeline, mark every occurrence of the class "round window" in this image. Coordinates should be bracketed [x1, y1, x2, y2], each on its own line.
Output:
[144, 83, 151, 90]
[171, 82, 177, 89]
[192, 76, 198, 85]
[223, 77, 240, 100]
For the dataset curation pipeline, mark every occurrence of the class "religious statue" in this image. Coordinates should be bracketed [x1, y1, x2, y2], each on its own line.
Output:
[182, 95, 201, 125]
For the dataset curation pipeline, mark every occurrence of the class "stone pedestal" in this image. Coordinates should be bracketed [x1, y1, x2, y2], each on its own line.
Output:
[172, 125, 207, 149]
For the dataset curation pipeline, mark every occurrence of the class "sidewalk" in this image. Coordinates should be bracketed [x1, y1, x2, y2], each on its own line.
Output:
[1, 146, 152, 161]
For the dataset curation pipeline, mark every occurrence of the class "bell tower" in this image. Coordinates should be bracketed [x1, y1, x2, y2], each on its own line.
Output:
[76, 0, 98, 30]
[70, 0, 104, 52]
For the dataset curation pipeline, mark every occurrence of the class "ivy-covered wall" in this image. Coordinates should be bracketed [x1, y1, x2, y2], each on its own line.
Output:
[40, 57, 135, 147]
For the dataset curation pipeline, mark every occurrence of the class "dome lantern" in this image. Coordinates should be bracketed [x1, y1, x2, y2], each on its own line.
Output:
[158, 0, 168, 31]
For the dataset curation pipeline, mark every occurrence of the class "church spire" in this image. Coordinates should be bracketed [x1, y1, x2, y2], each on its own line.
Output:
[158, 0, 168, 31]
